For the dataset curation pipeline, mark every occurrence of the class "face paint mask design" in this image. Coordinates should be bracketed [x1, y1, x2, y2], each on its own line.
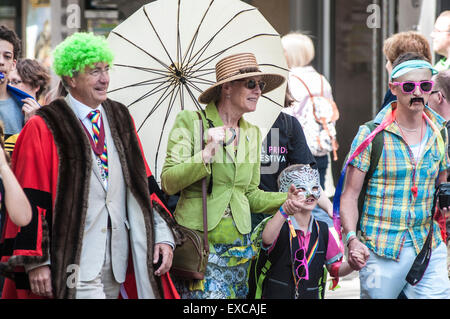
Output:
[279, 165, 321, 199]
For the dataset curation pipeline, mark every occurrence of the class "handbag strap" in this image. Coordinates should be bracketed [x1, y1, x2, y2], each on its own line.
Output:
[292, 74, 321, 124]
[196, 111, 209, 253]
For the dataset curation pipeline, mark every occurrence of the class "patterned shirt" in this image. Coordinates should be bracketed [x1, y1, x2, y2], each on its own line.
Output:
[349, 103, 449, 260]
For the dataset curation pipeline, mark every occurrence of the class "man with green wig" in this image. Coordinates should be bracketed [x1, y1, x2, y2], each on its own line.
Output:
[0, 32, 182, 299]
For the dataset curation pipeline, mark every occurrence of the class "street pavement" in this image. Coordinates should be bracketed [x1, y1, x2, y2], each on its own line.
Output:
[325, 271, 360, 299]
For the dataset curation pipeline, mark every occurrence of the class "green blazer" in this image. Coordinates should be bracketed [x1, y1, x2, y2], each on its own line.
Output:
[161, 102, 287, 234]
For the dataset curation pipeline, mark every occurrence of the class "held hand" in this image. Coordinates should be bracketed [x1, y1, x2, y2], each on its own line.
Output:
[153, 243, 173, 276]
[349, 249, 367, 265]
[22, 98, 40, 123]
[28, 265, 53, 298]
[347, 238, 370, 271]
[439, 206, 450, 220]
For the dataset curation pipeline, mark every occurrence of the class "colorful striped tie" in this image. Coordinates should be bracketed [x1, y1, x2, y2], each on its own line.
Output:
[87, 110, 108, 178]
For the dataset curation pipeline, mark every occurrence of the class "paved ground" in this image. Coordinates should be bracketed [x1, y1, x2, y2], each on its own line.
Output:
[325, 271, 360, 299]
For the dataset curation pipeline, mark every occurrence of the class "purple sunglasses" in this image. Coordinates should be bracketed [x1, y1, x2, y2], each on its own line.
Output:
[392, 80, 434, 94]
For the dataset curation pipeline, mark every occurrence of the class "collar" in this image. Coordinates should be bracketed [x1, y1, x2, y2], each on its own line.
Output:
[373, 101, 446, 160]
[68, 93, 103, 122]
[290, 214, 314, 234]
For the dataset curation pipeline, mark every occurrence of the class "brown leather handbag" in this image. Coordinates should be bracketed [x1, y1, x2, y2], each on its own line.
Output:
[170, 112, 209, 280]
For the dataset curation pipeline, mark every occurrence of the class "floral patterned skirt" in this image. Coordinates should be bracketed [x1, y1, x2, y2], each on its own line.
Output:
[173, 209, 255, 299]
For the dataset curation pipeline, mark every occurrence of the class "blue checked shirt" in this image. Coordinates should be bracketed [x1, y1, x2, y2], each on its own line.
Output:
[349, 103, 449, 260]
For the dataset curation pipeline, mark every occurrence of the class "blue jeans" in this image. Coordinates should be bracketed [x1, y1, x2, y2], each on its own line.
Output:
[360, 242, 450, 299]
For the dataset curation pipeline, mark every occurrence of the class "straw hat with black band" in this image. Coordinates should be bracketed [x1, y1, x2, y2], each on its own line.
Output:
[198, 52, 286, 104]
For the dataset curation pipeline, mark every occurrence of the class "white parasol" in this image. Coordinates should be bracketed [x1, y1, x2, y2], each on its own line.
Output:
[107, 0, 288, 183]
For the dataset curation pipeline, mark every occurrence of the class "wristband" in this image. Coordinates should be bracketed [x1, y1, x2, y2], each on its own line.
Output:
[345, 231, 356, 243]
[279, 205, 289, 219]
[279, 206, 297, 238]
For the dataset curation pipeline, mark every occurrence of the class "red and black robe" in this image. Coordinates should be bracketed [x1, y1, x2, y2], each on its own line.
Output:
[0, 98, 183, 299]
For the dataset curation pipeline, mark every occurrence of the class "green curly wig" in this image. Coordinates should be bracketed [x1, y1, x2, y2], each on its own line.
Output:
[52, 32, 114, 77]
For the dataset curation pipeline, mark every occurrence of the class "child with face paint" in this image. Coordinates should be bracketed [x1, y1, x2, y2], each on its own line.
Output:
[258, 164, 366, 299]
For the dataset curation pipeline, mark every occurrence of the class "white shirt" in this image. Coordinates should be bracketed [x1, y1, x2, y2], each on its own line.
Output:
[409, 124, 430, 163]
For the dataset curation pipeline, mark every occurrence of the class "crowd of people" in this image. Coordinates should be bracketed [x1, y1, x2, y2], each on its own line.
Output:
[0, 9, 449, 300]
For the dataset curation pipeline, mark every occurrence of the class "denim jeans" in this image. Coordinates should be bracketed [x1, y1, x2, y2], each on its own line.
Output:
[360, 242, 450, 299]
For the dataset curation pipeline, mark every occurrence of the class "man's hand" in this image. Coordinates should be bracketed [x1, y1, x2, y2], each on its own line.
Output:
[153, 243, 173, 276]
[347, 238, 370, 271]
[28, 265, 53, 298]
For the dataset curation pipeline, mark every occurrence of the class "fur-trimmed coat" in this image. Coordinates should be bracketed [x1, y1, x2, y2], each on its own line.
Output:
[0, 98, 183, 299]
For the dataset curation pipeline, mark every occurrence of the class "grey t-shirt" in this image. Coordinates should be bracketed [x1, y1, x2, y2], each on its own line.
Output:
[0, 97, 24, 135]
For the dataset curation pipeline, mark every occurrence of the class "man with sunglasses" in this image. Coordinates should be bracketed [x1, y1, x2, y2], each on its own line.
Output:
[340, 53, 450, 298]
[431, 11, 450, 71]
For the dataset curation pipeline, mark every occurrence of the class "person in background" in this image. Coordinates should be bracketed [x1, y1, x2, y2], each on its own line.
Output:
[427, 69, 450, 278]
[9, 58, 50, 113]
[281, 32, 338, 190]
[0, 25, 26, 140]
[6, 58, 50, 153]
[431, 11, 450, 71]
[381, 31, 433, 109]
[253, 85, 333, 231]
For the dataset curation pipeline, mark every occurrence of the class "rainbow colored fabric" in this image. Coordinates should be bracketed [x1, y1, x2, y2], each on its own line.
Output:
[88, 110, 108, 178]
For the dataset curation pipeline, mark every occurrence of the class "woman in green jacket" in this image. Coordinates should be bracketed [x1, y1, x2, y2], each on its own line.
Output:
[161, 53, 300, 299]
